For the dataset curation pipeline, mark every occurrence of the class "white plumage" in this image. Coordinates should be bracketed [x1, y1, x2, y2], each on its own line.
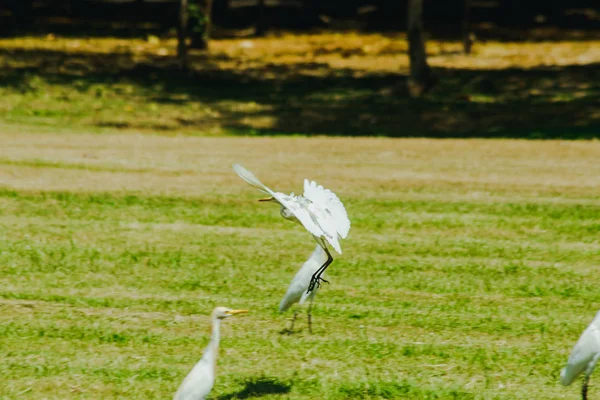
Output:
[303, 179, 350, 240]
[233, 164, 350, 293]
[173, 350, 215, 400]
[173, 307, 247, 400]
[560, 310, 600, 400]
[279, 245, 328, 313]
[278, 244, 328, 332]
[232, 164, 349, 254]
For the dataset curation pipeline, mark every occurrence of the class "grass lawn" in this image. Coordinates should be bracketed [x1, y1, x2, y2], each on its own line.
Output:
[1, 33, 599, 138]
[1, 126, 600, 399]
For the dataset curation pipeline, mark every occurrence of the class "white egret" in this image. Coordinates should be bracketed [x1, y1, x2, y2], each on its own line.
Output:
[279, 244, 328, 333]
[173, 307, 248, 400]
[232, 164, 350, 293]
[560, 310, 600, 400]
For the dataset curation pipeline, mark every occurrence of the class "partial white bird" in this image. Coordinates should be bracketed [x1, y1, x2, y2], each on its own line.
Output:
[173, 307, 248, 400]
[560, 310, 600, 400]
[279, 244, 328, 333]
[232, 164, 350, 293]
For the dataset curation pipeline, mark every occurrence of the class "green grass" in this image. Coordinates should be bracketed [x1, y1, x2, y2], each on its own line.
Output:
[1, 131, 600, 399]
[1, 34, 599, 138]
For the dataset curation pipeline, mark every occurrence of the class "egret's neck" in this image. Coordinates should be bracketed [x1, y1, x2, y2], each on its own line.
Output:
[210, 316, 221, 348]
[203, 316, 221, 373]
[280, 205, 297, 221]
[202, 317, 221, 371]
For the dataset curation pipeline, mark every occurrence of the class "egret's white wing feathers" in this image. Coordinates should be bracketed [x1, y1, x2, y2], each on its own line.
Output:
[233, 164, 347, 254]
[232, 165, 327, 245]
[279, 245, 328, 312]
[303, 179, 350, 239]
[304, 202, 342, 253]
[561, 312, 600, 386]
[271, 192, 343, 252]
[232, 164, 275, 196]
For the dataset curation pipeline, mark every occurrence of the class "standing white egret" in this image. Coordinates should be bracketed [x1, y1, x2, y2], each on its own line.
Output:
[560, 310, 600, 400]
[232, 164, 350, 293]
[279, 244, 328, 333]
[173, 307, 248, 400]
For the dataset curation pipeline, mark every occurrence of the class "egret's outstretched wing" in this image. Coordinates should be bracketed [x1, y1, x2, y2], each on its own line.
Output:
[273, 192, 342, 254]
[561, 315, 600, 386]
[305, 203, 342, 253]
[233, 165, 344, 253]
[269, 192, 341, 253]
[303, 180, 350, 239]
[232, 164, 275, 196]
[272, 193, 324, 234]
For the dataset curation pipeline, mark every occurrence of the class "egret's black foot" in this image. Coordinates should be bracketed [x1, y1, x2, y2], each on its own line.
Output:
[307, 277, 318, 293]
[307, 275, 329, 294]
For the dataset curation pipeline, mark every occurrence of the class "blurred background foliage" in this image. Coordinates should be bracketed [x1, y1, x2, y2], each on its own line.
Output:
[0, 0, 599, 138]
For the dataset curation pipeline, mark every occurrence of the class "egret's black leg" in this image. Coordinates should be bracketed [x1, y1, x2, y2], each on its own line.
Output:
[307, 247, 333, 293]
[307, 300, 313, 334]
[312, 254, 332, 287]
[279, 310, 299, 335]
[312, 262, 330, 286]
[583, 375, 590, 400]
[289, 309, 298, 332]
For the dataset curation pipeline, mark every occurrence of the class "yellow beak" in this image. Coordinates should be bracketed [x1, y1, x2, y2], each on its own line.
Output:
[227, 309, 248, 315]
[258, 197, 274, 202]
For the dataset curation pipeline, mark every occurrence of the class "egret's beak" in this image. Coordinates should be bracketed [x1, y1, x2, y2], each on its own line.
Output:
[258, 197, 274, 202]
[227, 309, 248, 315]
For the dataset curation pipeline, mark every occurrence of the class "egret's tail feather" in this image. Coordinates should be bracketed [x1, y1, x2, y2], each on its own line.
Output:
[560, 366, 578, 386]
[279, 298, 292, 313]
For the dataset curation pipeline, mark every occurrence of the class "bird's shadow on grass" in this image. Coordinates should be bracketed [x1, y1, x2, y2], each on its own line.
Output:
[215, 376, 292, 399]
[278, 327, 299, 335]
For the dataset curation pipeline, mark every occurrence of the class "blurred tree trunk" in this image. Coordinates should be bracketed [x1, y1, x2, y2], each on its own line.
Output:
[255, 0, 267, 36]
[406, 0, 434, 97]
[462, 0, 473, 54]
[204, 0, 214, 47]
[177, 0, 189, 69]
[190, 0, 212, 49]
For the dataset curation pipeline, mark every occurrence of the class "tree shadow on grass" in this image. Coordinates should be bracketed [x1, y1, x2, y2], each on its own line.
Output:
[0, 42, 599, 139]
[236, 62, 600, 139]
[215, 376, 292, 399]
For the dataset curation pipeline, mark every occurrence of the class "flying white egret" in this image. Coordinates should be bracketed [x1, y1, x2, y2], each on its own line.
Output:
[279, 244, 328, 333]
[232, 163, 350, 293]
[560, 310, 600, 400]
[173, 307, 248, 400]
